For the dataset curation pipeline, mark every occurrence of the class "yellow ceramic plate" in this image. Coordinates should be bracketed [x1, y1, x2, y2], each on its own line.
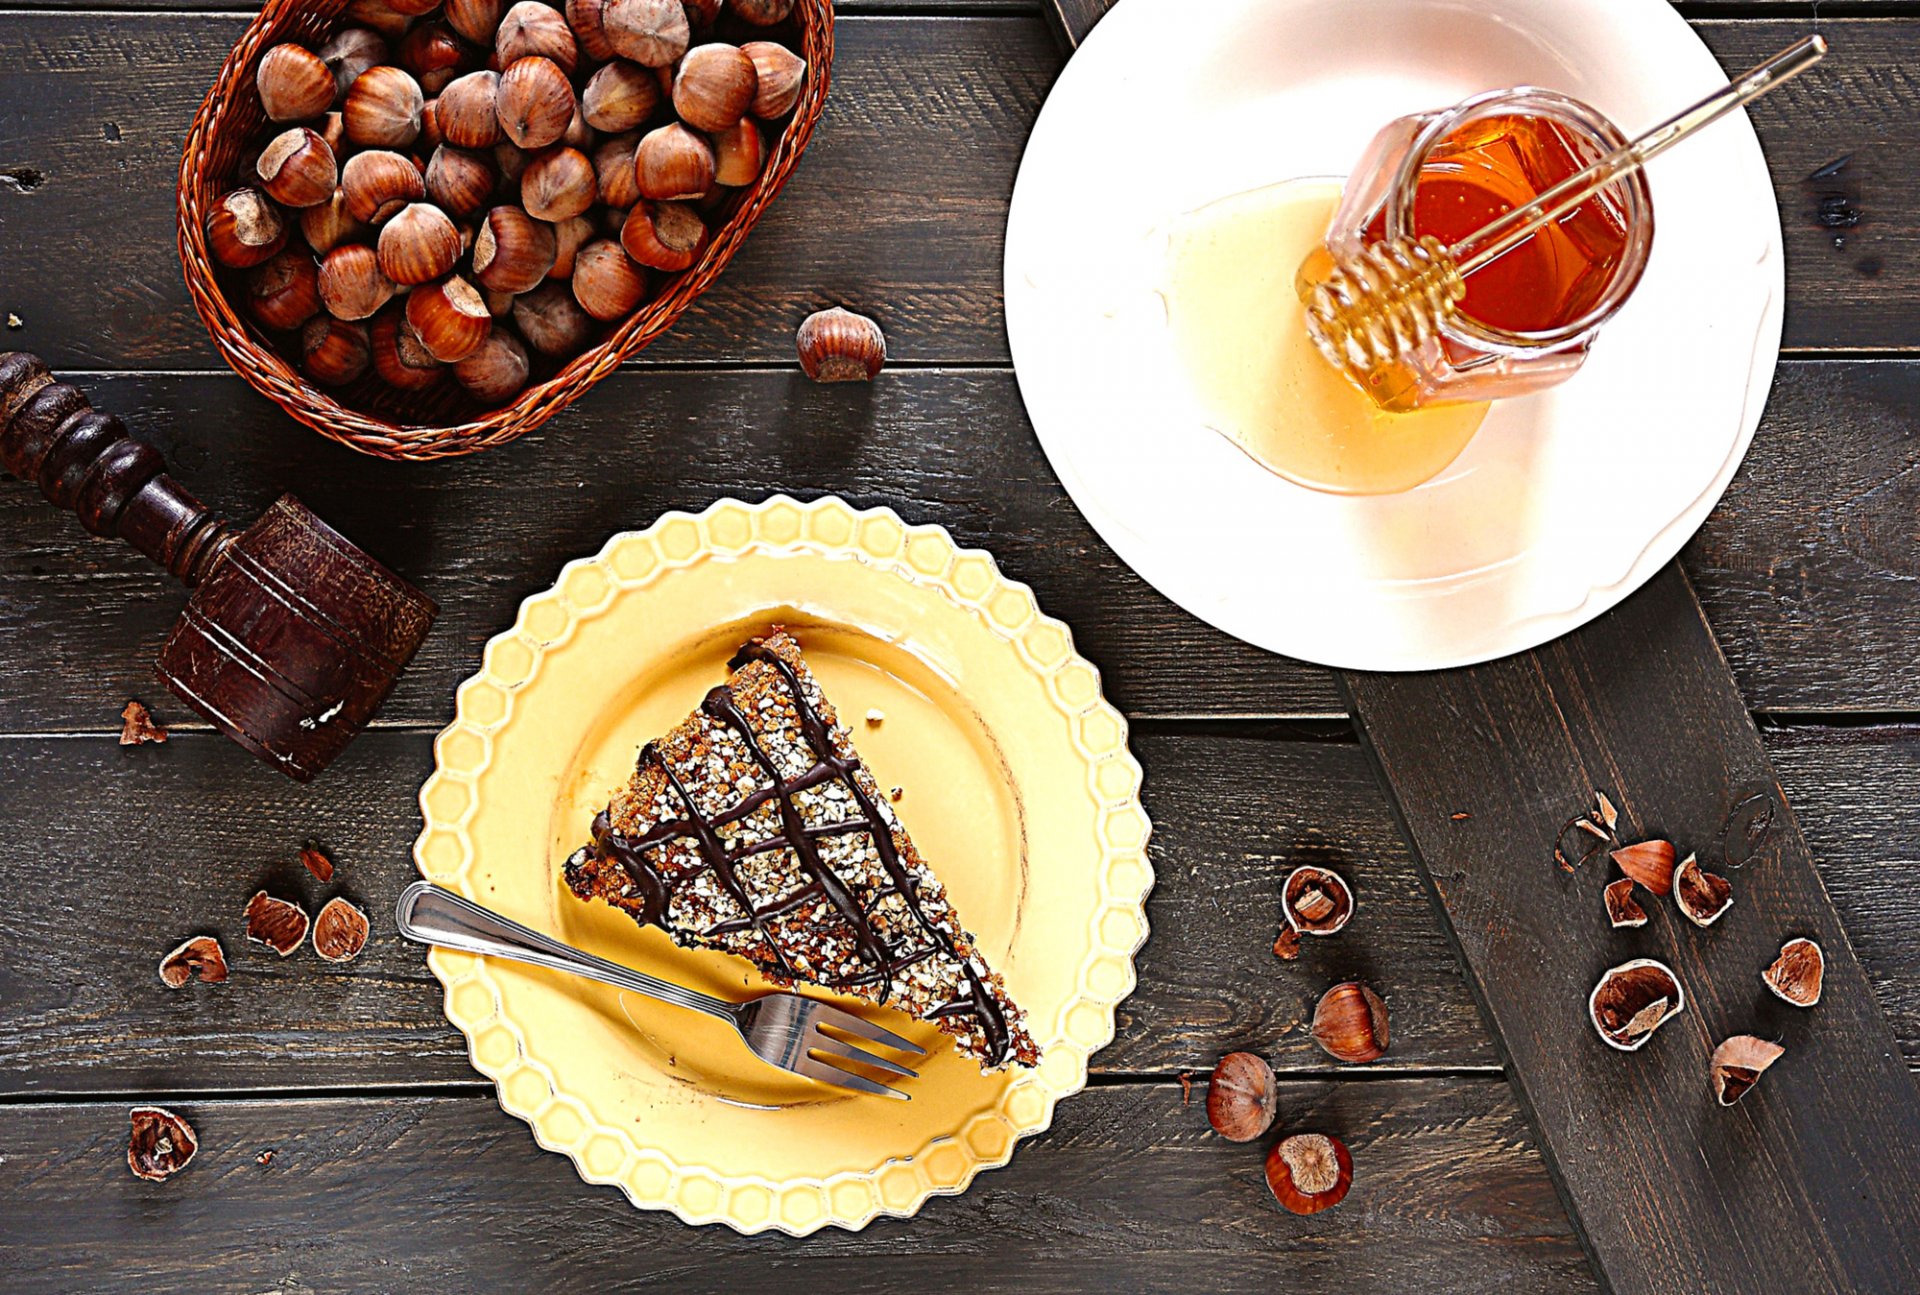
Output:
[414, 496, 1152, 1234]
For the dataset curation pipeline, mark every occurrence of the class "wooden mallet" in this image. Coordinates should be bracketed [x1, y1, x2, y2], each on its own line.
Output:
[0, 352, 436, 780]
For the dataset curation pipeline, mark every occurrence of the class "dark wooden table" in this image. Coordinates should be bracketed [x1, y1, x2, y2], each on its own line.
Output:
[2, 2, 1915, 1291]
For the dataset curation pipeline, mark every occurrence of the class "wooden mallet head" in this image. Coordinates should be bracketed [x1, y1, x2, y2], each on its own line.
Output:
[0, 352, 436, 780]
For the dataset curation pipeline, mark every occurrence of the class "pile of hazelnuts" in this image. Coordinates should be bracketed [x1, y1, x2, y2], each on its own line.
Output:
[203, 0, 808, 408]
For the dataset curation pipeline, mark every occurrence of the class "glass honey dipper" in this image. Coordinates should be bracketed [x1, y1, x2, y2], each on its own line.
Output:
[1299, 35, 1827, 407]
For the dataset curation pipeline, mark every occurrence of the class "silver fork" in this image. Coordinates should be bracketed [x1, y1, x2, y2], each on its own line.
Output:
[395, 881, 924, 1099]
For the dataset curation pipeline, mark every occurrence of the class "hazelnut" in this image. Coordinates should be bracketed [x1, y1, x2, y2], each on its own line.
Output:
[341, 149, 427, 224]
[567, 0, 618, 62]
[582, 60, 661, 134]
[1281, 864, 1353, 936]
[383, 0, 444, 17]
[634, 123, 715, 201]
[620, 200, 706, 271]
[1603, 877, 1648, 929]
[317, 243, 398, 320]
[1672, 852, 1733, 927]
[482, 285, 517, 317]
[710, 118, 766, 187]
[406, 274, 492, 362]
[206, 188, 288, 268]
[564, 100, 595, 150]
[313, 896, 372, 962]
[571, 238, 649, 321]
[593, 133, 643, 209]
[257, 126, 338, 208]
[343, 65, 425, 148]
[420, 96, 445, 149]
[128, 1106, 198, 1182]
[602, 0, 689, 68]
[1762, 936, 1823, 1007]
[549, 213, 596, 278]
[742, 41, 805, 119]
[1711, 1035, 1784, 1107]
[400, 21, 474, 95]
[493, 140, 531, 186]
[316, 110, 349, 157]
[496, 56, 576, 150]
[343, 0, 413, 40]
[1265, 1134, 1353, 1215]
[157, 935, 229, 989]
[673, 43, 758, 133]
[1203, 1051, 1277, 1142]
[299, 187, 366, 253]
[454, 326, 531, 403]
[1311, 981, 1388, 1064]
[473, 204, 558, 292]
[301, 315, 372, 384]
[244, 890, 310, 957]
[319, 28, 388, 105]
[376, 201, 461, 285]
[496, 1, 579, 75]
[796, 306, 886, 382]
[370, 306, 446, 390]
[731, 0, 795, 25]
[245, 249, 323, 331]
[522, 145, 596, 222]
[257, 44, 336, 122]
[445, 0, 506, 45]
[425, 145, 498, 217]
[683, 0, 722, 26]
[437, 70, 503, 149]
[1609, 839, 1676, 896]
[513, 281, 596, 355]
[1589, 958, 1684, 1051]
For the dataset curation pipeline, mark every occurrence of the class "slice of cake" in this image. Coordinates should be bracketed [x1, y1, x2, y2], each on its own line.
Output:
[564, 630, 1039, 1071]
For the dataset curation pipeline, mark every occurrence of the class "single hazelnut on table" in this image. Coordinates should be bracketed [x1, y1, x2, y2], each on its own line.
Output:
[796, 306, 886, 382]
[425, 145, 498, 218]
[206, 187, 287, 268]
[1589, 958, 1684, 1051]
[634, 123, 715, 201]
[257, 44, 337, 123]
[343, 65, 426, 149]
[1311, 981, 1388, 1064]
[473, 204, 558, 292]
[245, 890, 310, 957]
[496, 0, 579, 75]
[731, 0, 795, 25]
[370, 305, 446, 391]
[496, 55, 576, 150]
[445, 0, 506, 46]
[742, 41, 806, 119]
[437, 69, 504, 149]
[571, 238, 649, 321]
[407, 274, 492, 362]
[1204, 1051, 1277, 1142]
[594, 133, 643, 210]
[1672, 852, 1733, 927]
[549, 214, 596, 279]
[157, 935, 228, 989]
[603, 0, 690, 68]
[567, 0, 618, 63]
[1265, 1133, 1353, 1215]
[711, 118, 767, 187]
[1762, 936, 1823, 1007]
[583, 60, 662, 134]
[299, 188, 366, 254]
[301, 315, 372, 384]
[522, 145, 597, 222]
[454, 326, 531, 402]
[1610, 839, 1676, 896]
[257, 126, 338, 208]
[620, 200, 707, 271]
[128, 1106, 198, 1182]
[673, 43, 759, 133]
[318, 243, 397, 320]
[399, 21, 474, 95]
[341, 149, 427, 224]
[1281, 864, 1354, 937]
[245, 249, 323, 331]
[376, 201, 461, 285]
[513, 281, 596, 355]
[313, 896, 372, 962]
[1603, 877, 1648, 929]
[1711, 1035, 1784, 1107]
[319, 27, 389, 105]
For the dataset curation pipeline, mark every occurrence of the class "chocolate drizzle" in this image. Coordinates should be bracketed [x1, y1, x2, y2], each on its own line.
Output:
[586, 639, 1013, 1065]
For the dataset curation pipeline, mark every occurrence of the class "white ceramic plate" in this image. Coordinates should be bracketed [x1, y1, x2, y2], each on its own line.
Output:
[1005, 0, 1784, 670]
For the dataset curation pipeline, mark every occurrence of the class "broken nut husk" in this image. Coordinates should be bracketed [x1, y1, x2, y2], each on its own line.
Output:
[300, 845, 335, 881]
[1312, 982, 1389, 1064]
[1711, 1035, 1784, 1106]
[1603, 878, 1648, 929]
[157, 936, 229, 989]
[1673, 853, 1733, 927]
[1282, 865, 1354, 936]
[1205, 1051, 1278, 1142]
[1271, 926, 1302, 961]
[1610, 839, 1676, 897]
[1265, 1133, 1353, 1214]
[128, 1106, 198, 1181]
[1762, 937, 1824, 1007]
[312, 897, 371, 962]
[1589, 958, 1685, 1051]
[245, 891, 310, 957]
[119, 699, 169, 745]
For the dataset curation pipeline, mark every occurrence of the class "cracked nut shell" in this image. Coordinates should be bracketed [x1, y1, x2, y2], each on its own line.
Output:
[1610, 839, 1677, 897]
[128, 1106, 198, 1182]
[158, 936, 229, 989]
[1604, 877, 1648, 929]
[313, 897, 372, 962]
[1204, 1051, 1277, 1142]
[1265, 1133, 1352, 1215]
[1311, 982, 1388, 1064]
[1589, 958, 1684, 1051]
[245, 891, 310, 956]
[1673, 853, 1734, 927]
[1711, 1035, 1784, 1106]
[1762, 937, 1823, 1007]
[1282, 864, 1354, 936]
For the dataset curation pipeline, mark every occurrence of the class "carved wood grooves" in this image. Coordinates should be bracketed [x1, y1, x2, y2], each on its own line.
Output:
[0, 352, 230, 584]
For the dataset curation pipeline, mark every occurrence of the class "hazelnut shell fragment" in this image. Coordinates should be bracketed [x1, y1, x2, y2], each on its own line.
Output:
[158, 936, 229, 989]
[120, 699, 169, 745]
[1610, 839, 1676, 897]
[796, 307, 886, 382]
[1603, 877, 1648, 929]
[1311, 982, 1388, 1065]
[1589, 958, 1684, 1051]
[313, 897, 371, 962]
[1711, 1035, 1784, 1106]
[1204, 1052, 1277, 1142]
[1282, 864, 1354, 936]
[1672, 853, 1733, 927]
[300, 846, 335, 881]
[245, 890, 310, 957]
[1762, 937, 1823, 1007]
[1272, 926, 1302, 961]
[1265, 1133, 1353, 1215]
[128, 1106, 198, 1182]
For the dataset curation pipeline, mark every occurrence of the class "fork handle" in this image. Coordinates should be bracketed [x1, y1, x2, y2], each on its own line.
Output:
[395, 882, 738, 1019]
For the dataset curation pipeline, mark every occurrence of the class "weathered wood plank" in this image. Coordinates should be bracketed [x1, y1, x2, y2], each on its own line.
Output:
[0, 1082, 1592, 1294]
[1, 360, 1917, 733]
[0, 15, 1915, 370]
[1, 722, 1915, 1094]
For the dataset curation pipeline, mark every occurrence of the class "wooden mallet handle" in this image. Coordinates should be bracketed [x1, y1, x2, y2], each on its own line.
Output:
[0, 351, 232, 584]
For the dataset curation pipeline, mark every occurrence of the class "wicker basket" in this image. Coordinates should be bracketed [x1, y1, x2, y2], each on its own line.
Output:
[177, 0, 833, 461]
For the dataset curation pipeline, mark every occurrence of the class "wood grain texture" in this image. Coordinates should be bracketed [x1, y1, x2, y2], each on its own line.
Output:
[0, 15, 1916, 370]
[0, 1082, 1592, 1294]
[2, 722, 1915, 1095]
[1345, 568, 1920, 1295]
